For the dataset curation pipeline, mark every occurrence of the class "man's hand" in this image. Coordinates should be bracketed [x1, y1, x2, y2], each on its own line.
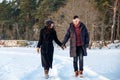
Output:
[61, 44, 66, 50]
[37, 48, 40, 53]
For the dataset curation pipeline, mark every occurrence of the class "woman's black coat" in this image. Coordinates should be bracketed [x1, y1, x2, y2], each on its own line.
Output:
[37, 27, 62, 69]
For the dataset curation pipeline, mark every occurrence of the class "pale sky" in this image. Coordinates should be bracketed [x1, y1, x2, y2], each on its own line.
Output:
[0, 0, 2, 2]
[0, 0, 11, 3]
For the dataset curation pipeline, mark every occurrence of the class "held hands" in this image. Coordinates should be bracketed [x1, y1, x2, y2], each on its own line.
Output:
[37, 48, 40, 54]
[61, 44, 66, 50]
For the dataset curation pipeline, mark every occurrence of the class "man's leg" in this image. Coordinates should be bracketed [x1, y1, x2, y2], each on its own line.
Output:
[79, 52, 83, 71]
[73, 57, 78, 71]
[73, 56, 79, 77]
[78, 47, 84, 76]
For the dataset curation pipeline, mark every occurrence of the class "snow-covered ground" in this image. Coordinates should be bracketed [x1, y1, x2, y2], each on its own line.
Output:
[0, 46, 120, 80]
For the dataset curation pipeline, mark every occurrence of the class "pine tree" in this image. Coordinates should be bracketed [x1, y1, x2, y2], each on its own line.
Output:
[20, 0, 37, 40]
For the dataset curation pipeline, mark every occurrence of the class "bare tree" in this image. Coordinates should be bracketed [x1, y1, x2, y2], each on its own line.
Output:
[111, 0, 119, 43]
[13, 22, 20, 39]
[117, 12, 120, 40]
[116, 1, 120, 40]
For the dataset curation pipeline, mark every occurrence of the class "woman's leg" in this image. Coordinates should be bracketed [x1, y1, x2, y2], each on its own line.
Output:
[44, 67, 49, 79]
[44, 67, 49, 74]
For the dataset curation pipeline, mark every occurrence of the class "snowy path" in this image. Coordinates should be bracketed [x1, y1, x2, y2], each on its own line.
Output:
[0, 47, 120, 80]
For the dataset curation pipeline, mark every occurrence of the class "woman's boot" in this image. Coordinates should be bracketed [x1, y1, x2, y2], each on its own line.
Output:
[44, 70, 49, 79]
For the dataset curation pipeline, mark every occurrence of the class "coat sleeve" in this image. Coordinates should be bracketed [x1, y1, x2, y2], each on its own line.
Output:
[62, 27, 70, 45]
[53, 30, 62, 46]
[84, 26, 90, 47]
[37, 29, 43, 48]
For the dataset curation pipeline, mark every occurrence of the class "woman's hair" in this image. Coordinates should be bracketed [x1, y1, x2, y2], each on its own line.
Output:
[45, 20, 54, 28]
[44, 19, 55, 33]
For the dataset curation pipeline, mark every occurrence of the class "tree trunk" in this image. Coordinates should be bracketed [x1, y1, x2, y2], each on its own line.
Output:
[111, 0, 118, 43]
[2, 23, 5, 39]
[89, 24, 95, 49]
[25, 26, 29, 40]
[117, 14, 120, 40]
[14, 23, 20, 40]
[101, 24, 104, 41]
[116, 1, 120, 40]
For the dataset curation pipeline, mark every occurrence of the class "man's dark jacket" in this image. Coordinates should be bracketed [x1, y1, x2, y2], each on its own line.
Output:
[63, 22, 89, 57]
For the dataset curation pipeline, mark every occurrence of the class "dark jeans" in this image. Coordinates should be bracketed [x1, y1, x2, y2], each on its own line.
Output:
[73, 46, 83, 71]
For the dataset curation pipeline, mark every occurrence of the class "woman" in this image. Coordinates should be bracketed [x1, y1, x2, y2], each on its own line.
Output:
[37, 20, 64, 79]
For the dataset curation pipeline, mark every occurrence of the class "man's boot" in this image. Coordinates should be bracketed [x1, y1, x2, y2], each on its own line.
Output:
[79, 70, 83, 78]
[75, 71, 79, 77]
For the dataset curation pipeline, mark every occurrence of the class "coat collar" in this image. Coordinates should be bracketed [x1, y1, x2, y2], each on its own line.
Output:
[70, 22, 84, 30]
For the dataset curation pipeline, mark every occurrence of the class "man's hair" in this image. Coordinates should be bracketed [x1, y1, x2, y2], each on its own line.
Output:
[73, 15, 79, 19]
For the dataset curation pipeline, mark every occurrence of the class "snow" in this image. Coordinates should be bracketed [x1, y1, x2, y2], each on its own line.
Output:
[0, 46, 120, 80]
[107, 43, 120, 49]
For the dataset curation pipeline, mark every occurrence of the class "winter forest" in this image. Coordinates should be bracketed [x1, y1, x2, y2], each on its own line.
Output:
[0, 0, 120, 42]
[0, 0, 120, 80]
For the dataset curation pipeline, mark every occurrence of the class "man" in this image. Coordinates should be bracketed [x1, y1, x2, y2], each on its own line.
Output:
[62, 15, 89, 77]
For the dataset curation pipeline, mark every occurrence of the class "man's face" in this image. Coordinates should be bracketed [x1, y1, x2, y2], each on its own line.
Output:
[73, 18, 80, 27]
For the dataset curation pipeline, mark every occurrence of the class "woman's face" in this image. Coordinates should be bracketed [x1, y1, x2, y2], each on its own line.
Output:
[50, 23, 54, 29]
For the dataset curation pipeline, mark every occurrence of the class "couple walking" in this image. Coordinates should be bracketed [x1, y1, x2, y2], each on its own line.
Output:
[37, 15, 89, 79]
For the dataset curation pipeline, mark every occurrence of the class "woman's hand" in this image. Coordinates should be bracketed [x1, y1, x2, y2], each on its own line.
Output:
[61, 44, 66, 50]
[37, 48, 40, 53]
